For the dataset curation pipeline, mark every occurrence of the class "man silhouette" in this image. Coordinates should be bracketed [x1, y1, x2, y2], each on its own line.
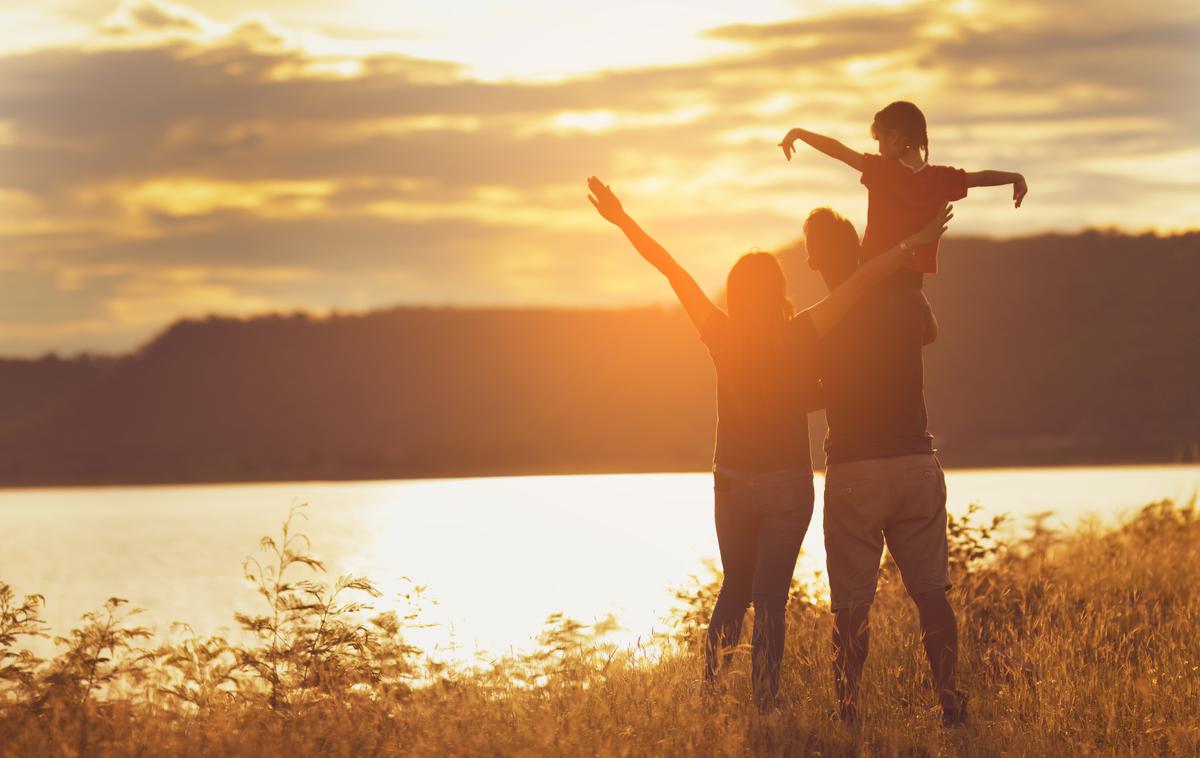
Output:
[803, 207, 966, 728]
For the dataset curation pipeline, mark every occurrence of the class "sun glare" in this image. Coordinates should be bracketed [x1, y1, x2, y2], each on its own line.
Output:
[551, 110, 618, 133]
[113, 179, 335, 218]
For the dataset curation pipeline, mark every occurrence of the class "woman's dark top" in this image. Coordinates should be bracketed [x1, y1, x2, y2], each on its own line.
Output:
[700, 310, 821, 472]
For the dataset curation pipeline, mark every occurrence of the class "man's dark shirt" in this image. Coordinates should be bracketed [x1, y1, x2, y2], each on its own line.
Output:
[701, 311, 822, 472]
[818, 287, 934, 465]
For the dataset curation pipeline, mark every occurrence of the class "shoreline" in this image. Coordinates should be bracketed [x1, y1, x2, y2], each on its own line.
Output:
[3, 459, 1199, 493]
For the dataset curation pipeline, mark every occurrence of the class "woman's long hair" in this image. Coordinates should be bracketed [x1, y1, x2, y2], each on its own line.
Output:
[725, 252, 793, 331]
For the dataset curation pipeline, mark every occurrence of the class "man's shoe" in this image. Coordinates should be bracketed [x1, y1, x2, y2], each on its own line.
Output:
[941, 690, 968, 728]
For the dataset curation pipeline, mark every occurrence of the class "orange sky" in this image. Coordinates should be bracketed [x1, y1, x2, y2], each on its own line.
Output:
[1, 0, 1197, 355]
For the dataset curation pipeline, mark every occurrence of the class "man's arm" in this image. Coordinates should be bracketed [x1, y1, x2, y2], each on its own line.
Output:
[587, 176, 717, 331]
[965, 170, 1028, 208]
[920, 292, 939, 346]
[803, 204, 954, 338]
[778, 128, 865, 171]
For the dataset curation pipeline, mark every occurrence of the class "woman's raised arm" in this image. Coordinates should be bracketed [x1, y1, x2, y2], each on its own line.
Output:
[587, 176, 718, 331]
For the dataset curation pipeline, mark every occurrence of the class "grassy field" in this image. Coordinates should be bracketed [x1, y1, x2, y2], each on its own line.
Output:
[2, 499, 1198, 757]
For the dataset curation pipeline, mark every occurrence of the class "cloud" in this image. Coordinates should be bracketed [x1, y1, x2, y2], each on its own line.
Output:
[104, 0, 206, 34]
[0, 0, 1196, 355]
[707, 6, 929, 45]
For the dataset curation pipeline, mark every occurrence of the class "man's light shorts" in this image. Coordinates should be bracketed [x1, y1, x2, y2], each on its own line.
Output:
[823, 453, 949, 611]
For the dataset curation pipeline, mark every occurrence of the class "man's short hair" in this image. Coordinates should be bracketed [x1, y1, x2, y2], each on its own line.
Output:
[803, 207, 860, 273]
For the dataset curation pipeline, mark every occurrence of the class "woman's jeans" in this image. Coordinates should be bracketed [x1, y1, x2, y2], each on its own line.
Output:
[705, 466, 814, 708]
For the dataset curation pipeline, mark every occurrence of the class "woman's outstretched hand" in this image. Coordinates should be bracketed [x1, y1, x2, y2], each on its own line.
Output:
[909, 203, 954, 246]
[586, 176, 715, 330]
[587, 176, 628, 225]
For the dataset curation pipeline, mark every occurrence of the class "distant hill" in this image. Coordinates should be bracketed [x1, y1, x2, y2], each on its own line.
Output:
[0, 230, 1197, 486]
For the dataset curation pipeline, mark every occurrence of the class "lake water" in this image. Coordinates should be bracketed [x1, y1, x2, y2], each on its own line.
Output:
[2, 465, 1198, 664]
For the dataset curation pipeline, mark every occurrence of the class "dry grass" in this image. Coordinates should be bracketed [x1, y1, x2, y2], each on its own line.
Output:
[2, 499, 1198, 757]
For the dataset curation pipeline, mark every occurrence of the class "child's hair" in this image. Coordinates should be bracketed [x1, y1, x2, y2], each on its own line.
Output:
[872, 101, 929, 162]
[726, 251, 793, 326]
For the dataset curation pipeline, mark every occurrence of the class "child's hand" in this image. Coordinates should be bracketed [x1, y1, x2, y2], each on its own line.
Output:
[587, 176, 628, 225]
[1013, 175, 1028, 208]
[778, 129, 800, 161]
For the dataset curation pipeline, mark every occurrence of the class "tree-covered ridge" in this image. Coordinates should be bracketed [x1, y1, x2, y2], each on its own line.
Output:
[0, 230, 1196, 486]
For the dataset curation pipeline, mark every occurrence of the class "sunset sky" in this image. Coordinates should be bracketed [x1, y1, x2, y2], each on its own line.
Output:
[1, 0, 1197, 355]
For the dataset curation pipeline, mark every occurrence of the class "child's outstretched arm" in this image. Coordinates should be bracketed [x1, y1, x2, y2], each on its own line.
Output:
[965, 170, 1028, 208]
[778, 128, 864, 171]
[587, 176, 717, 331]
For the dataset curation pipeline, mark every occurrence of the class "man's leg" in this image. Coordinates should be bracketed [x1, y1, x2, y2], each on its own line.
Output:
[884, 455, 965, 724]
[824, 458, 888, 724]
[913, 588, 961, 715]
[832, 604, 870, 722]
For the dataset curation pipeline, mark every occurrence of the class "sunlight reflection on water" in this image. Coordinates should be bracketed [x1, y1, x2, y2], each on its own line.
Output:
[2, 465, 1197, 663]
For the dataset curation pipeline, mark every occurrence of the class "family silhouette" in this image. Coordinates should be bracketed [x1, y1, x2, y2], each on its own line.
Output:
[588, 100, 1028, 728]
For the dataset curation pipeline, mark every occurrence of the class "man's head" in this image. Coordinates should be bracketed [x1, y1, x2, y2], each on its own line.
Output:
[803, 207, 860, 289]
